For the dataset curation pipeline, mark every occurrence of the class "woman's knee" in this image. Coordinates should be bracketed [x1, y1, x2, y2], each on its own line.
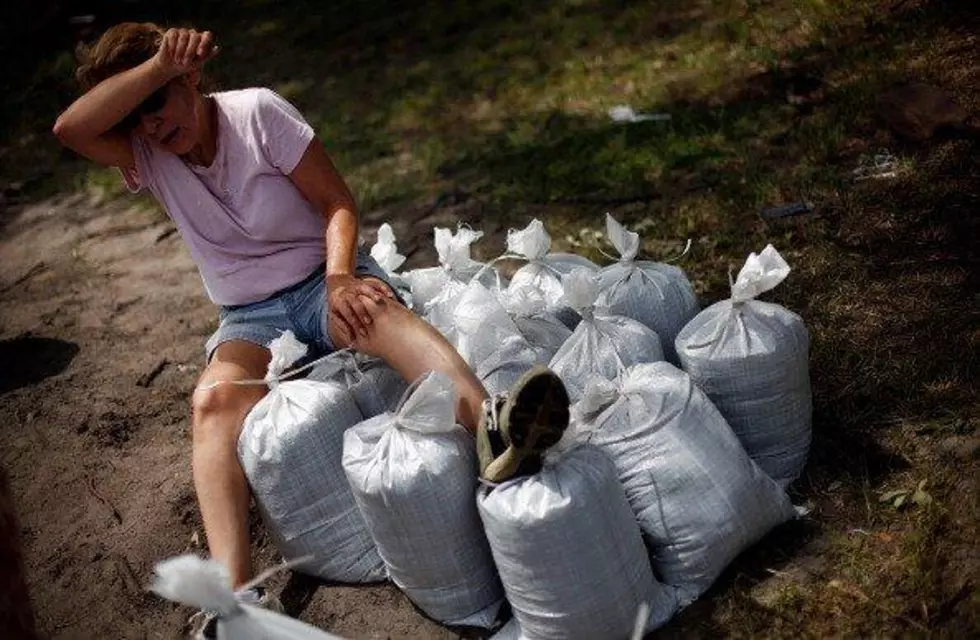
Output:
[191, 349, 269, 442]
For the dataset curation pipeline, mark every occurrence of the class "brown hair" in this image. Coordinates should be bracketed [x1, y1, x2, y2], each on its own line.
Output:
[75, 22, 165, 92]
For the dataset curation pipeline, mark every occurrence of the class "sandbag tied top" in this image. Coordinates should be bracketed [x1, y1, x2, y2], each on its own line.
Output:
[306, 349, 408, 419]
[238, 333, 384, 584]
[570, 363, 797, 605]
[152, 555, 346, 640]
[675, 244, 811, 488]
[404, 225, 499, 331]
[369, 223, 413, 308]
[342, 372, 504, 628]
[477, 444, 677, 640]
[596, 213, 699, 364]
[506, 218, 598, 315]
[549, 268, 665, 401]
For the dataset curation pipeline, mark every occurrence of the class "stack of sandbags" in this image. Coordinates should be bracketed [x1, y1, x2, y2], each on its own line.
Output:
[549, 268, 664, 400]
[237, 332, 385, 583]
[568, 362, 797, 604]
[675, 245, 811, 487]
[596, 213, 698, 363]
[477, 444, 677, 639]
[343, 372, 504, 628]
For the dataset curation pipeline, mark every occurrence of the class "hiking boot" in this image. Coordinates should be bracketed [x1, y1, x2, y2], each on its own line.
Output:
[476, 366, 570, 483]
[189, 585, 283, 639]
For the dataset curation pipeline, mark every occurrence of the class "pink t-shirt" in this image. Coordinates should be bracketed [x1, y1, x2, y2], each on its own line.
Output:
[125, 88, 326, 306]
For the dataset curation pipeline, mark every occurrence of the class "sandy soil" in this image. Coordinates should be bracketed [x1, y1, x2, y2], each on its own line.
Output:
[0, 192, 498, 639]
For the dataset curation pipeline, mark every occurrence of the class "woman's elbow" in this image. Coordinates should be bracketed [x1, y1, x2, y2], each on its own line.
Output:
[52, 115, 76, 147]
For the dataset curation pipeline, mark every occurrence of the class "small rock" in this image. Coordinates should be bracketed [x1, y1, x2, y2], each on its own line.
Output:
[937, 436, 980, 460]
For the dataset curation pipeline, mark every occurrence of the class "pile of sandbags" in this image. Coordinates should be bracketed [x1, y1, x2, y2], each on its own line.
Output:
[204, 221, 814, 638]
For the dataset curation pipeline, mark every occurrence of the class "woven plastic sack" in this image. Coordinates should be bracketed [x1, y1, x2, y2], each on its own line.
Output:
[403, 226, 500, 331]
[497, 286, 573, 362]
[237, 333, 385, 583]
[549, 268, 664, 400]
[369, 222, 413, 308]
[343, 372, 504, 628]
[505, 218, 599, 299]
[596, 214, 698, 364]
[152, 555, 346, 640]
[306, 349, 408, 418]
[477, 444, 677, 639]
[452, 281, 569, 367]
[570, 362, 796, 604]
[675, 245, 811, 487]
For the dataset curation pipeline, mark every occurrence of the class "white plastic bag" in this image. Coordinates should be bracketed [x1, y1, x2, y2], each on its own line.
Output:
[477, 444, 677, 639]
[675, 245, 811, 487]
[497, 286, 573, 361]
[596, 213, 699, 363]
[570, 363, 797, 604]
[306, 348, 408, 418]
[151, 555, 345, 639]
[343, 372, 504, 628]
[549, 268, 665, 400]
[237, 333, 385, 583]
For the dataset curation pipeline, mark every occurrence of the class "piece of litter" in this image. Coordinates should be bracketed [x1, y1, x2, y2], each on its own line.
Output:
[761, 201, 813, 220]
[608, 105, 671, 123]
[852, 149, 900, 181]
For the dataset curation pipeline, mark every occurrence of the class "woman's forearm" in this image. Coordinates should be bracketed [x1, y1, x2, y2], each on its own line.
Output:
[53, 59, 172, 145]
[325, 206, 359, 276]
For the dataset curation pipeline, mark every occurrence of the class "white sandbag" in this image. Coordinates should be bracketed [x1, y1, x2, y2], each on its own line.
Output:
[237, 333, 385, 583]
[369, 222, 413, 308]
[596, 214, 698, 363]
[570, 363, 797, 604]
[453, 281, 569, 368]
[343, 372, 504, 628]
[403, 225, 500, 330]
[675, 245, 811, 487]
[152, 555, 345, 639]
[306, 348, 407, 418]
[477, 445, 677, 639]
[549, 268, 664, 400]
[497, 286, 573, 361]
[504, 218, 598, 329]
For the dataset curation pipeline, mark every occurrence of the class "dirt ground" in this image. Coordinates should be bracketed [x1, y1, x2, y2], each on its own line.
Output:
[0, 194, 494, 639]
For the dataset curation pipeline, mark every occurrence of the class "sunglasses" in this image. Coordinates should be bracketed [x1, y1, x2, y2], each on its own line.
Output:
[119, 84, 170, 131]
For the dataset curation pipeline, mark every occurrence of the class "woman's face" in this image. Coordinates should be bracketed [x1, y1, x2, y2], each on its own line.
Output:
[134, 75, 204, 155]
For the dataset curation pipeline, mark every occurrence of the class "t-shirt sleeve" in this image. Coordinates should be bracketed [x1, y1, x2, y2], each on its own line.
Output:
[252, 89, 316, 175]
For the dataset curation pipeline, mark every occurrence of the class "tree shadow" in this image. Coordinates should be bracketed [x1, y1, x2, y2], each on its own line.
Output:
[0, 336, 79, 395]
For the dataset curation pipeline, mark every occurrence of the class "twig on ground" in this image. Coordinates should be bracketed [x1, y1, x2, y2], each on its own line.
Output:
[85, 474, 123, 525]
[136, 359, 169, 387]
[0, 261, 46, 294]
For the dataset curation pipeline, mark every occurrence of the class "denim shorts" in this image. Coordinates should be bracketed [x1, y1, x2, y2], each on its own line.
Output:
[204, 249, 398, 361]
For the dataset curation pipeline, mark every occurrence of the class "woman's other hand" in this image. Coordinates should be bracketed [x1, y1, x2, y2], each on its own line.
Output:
[153, 28, 218, 78]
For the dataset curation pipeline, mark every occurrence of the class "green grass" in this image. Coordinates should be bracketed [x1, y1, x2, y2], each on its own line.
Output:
[3, 0, 977, 636]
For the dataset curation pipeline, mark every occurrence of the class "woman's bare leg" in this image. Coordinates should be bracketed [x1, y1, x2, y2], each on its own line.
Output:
[191, 340, 270, 588]
[333, 286, 488, 432]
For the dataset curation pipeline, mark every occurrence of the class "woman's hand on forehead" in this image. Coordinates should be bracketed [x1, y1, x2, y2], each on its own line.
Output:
[153, 28, 219, 79]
